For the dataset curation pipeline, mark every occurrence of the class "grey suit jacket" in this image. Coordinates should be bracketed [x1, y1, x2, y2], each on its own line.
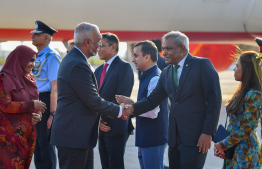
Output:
[133, 54, 222, 147]
[50, 47, 120, 149]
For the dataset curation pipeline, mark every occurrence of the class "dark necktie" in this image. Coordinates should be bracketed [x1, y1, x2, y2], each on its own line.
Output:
[99, 63, 109, 89]
[173, 65, 180, 88]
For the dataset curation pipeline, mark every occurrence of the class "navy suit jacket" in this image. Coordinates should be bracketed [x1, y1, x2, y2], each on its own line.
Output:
[51, 47, 120, 149]
[133, 54, 222, 147]
[95, 56, 134, 137]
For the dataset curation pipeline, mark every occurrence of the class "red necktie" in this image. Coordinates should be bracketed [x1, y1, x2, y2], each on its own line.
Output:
[99, 63, 109, 89]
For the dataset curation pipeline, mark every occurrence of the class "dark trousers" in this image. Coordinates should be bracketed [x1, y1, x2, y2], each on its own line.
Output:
[34, 92, 57, 169]
[57, 146, 93, 169]
[86, 148, 94, 169]
[99, 134, 128, 169]
[168, 132, 207, 169]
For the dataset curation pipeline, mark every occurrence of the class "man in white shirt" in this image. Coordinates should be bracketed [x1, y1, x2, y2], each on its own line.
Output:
[94, 33, 134, 169]
[116, 40, 169, 169]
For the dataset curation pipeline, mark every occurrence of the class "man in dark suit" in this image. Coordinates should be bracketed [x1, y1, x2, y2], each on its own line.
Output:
[94, 32, 134, 169]
[123, 31, 222, 169]
[50, 22, 126, 169]
[65, 38, 94, 169]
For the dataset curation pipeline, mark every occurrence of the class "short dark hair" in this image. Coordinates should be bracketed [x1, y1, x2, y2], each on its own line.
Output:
[151, 39, 162, 52]
[134, 40, 158, 62]
[102, 33, 119, 52]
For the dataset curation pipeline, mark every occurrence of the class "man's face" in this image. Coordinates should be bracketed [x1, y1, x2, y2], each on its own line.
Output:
[98, 38, 113, 62]
[89, 30, 102, 56]
[162, 37, 183, 65]
[132, 45, 146, 72]
[31, 33, 48, 47]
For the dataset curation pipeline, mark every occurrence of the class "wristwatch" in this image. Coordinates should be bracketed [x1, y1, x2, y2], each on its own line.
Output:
[50, 111, 55, 116]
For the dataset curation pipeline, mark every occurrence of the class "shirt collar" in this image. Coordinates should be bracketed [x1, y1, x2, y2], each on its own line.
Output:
[174, 53, 188, 68]
[37, 45, 51, 57]
[105, 55, 118, 65]
[74, 46, 90, 64]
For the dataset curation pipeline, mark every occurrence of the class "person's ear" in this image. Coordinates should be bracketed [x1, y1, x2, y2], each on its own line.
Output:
[145, 54, 150, 62]
[85, 39, 91, 47]
[180, 45, 186, 52]
[111, 43, 117, 51]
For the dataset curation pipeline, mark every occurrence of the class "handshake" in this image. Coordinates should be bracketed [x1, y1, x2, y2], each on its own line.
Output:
[115, 95, 135, 120]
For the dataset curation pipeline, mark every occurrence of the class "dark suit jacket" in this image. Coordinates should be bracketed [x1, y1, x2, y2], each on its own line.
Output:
[94, 56, 134, 137]
[50, 47, 120, 149]
[133, 54, 222, 147]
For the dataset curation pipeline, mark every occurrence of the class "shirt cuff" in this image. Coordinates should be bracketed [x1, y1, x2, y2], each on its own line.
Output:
[118, 106, 122, 118]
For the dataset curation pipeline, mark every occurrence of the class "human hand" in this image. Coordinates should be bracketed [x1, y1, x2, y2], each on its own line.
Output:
[214, 143, 225, 159]
[33, 100, 46, 113]
[116, 95, 134, 105]
[99, 119, 111, 132]
[121, 103, 134, 118]
[197, 133, 212, 154]
[31, 112, 42, 125]
[47, 115, 53, 129]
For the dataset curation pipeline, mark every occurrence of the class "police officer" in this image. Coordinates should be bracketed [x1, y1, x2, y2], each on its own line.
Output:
[31, 20, 60, 169]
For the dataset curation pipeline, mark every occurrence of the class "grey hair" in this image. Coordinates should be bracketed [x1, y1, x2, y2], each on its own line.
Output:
[162, 31, 189, 51]
[44, 33, 52, 43]
[74, 22, 99, 46]
[48, 34, 52, 42]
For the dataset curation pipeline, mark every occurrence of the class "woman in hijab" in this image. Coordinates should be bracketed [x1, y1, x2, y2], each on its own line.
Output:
[0, 45, 46, 169]
[214, 51, 262, 169]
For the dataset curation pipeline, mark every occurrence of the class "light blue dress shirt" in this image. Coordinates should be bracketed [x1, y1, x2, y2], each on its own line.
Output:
[32, 45, 61, 93]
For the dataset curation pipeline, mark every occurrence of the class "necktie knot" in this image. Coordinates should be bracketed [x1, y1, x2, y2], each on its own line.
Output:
[174, 65, 180, 70]
[104, 63, 109, 69]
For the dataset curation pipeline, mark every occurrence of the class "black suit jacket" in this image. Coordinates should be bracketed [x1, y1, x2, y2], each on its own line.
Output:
[94, 56, 134, 137]
[50, 48, 120, 149]
[133, 54, 222, 147]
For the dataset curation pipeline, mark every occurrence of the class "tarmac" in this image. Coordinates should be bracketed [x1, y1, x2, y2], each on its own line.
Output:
[29, 70, 262, 169]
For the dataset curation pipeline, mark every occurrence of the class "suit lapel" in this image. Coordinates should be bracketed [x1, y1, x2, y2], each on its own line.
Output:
[99, 56, 120, 91]
[96, 66, 103, 89]
[176, 54, 193, 97]
[72, 47, 99, 90]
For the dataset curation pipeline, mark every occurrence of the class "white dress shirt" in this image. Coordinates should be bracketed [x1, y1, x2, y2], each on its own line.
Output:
[174, 54, 188, 85]
[103, 54, 118, 72]
[139, 66, 160, 119]
[74, 47, 122, 117]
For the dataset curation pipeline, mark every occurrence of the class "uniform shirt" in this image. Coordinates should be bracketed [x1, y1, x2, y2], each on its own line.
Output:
[32, 45, 61, 93]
